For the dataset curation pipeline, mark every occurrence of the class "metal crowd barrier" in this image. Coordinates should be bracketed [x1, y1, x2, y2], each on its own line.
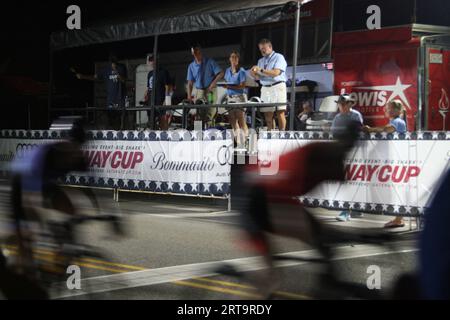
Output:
[50, 102, 293, 130]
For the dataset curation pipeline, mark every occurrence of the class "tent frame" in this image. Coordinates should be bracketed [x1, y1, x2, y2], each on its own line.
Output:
[48, 1, 314, 130]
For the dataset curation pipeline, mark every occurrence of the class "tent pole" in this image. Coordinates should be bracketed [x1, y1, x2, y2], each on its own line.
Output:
[289, 1, 301, 131]
[150, 35, 159, 130]
[48, 49, 54, 127]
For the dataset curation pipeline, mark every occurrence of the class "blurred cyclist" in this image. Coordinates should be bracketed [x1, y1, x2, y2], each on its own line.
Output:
[9, 117, 88, 271]
[232, 119, 361, 296]
[0, 117, 88, 299]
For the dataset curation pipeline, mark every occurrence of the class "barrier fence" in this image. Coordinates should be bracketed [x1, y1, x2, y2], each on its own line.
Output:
[50, 102, 295, 130]
[1, 129, 449, 217]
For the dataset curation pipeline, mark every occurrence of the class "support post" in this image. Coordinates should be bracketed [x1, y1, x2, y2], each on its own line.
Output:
[150, 35, 159, 130]
[289, 1, 301, 131]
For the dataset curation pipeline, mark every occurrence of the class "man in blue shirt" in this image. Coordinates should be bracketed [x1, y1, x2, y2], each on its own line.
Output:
[249, 39, 288, 130]
[76, 53, 127, 130]
[186, 45, 224, 128]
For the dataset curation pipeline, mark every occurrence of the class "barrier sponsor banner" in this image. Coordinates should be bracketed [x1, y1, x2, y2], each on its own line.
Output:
[258, 131, 450, 215]
[2, 130, 449, 213]
[0, 130, 232, 196]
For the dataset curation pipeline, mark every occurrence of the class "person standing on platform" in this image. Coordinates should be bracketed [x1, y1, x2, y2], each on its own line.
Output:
[223, 50, 249, 148]
[186, 45, 224, 128]
[75, 53, 127, 130]
[249, 38, 288, 131]
[143, 53, 173, 130]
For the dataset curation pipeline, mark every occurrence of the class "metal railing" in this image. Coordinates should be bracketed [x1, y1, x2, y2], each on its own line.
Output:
[50, 102, 295, 130]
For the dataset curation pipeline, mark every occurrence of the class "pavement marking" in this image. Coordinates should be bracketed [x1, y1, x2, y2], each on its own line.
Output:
[3, 244, 308, 299]
[52, 240, 418, 299]
[173, 280, 260, 299]
[144, 211, 237, 219]
[77, 257, 147, 271]
[191, 277, 311, 300]
[3, 248, 133, 274]
[150, 204, 219, 212]
[2, 244, 147, 273]
[72, 262, 131, 273]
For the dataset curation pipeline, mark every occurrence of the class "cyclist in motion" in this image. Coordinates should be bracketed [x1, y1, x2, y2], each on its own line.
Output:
[230, 119, 386, 298]
[1, 117, 102, 299]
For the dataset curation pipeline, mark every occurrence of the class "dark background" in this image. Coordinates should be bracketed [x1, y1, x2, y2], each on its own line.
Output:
[0, 0, 245, 130]
[0, 0, 162, 129]
[1, 0, 449, 130]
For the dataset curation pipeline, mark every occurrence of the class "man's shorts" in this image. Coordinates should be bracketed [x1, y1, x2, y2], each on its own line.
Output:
[260, 82, 287, 113]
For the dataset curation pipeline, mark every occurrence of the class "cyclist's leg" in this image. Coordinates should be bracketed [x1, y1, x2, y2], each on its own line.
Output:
[238, 186, 282, 297]
[267, 199, 317, 244]
[46, 185, 76, 216]
[267, 199, 335, 274]
[9, 174, 37, 272]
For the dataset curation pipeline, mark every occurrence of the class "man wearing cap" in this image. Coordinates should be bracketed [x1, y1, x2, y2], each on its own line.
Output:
[186, 45, 224, 128]
[331, 94, 364, 222]
[144, 54, 173, 130]
[249, 38, 288, 131]
[331, 94, 363, 134]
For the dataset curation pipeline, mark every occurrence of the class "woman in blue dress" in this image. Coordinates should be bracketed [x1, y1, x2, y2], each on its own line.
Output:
[223, 51, 249, 147]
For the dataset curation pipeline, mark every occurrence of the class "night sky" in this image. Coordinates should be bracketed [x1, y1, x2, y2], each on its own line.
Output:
[1, 0, 449, 129]
[0, 1, 163, 129]
[0, 1, 161, 80]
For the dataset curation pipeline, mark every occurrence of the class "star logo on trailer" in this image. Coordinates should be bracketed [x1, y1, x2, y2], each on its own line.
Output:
[352, 77, 412, 109]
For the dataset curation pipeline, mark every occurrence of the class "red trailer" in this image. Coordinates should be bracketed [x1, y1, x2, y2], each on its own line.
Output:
[333, 25, 450, 131]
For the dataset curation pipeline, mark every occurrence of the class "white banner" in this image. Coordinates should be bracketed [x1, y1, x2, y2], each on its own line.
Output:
[0, 130, 232, 196]
[2, 130, 449, 212]
[258, 131, 450, 215]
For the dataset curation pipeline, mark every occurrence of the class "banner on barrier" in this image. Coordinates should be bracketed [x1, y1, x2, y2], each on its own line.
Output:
[1, 130, 449, 214]
[258, 131, 450, 215]
[0, 130, 232, 196]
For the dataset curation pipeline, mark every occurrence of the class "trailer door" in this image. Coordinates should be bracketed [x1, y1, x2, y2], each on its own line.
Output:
[425, 47, 450, 131]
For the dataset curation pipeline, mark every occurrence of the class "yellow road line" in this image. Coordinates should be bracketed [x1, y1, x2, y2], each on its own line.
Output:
[174, 280, 261, 299]
[72, 262, 130, 273]
[4, 248, 131, 273]
[272, 291, 311, 300]
[2, 244, 147, 271]
[3, 245, 310, 299]
[193, 277, 252, 289]
[71, 257, 146, 271]
[193, 277, 311, 300]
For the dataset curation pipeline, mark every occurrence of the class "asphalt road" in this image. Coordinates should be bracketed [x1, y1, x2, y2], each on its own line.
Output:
[0, 184, 420, 300]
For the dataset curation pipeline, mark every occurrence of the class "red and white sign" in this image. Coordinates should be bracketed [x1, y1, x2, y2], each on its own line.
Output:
[333, 27, 419, 130]
[258, 137, 450, 213]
